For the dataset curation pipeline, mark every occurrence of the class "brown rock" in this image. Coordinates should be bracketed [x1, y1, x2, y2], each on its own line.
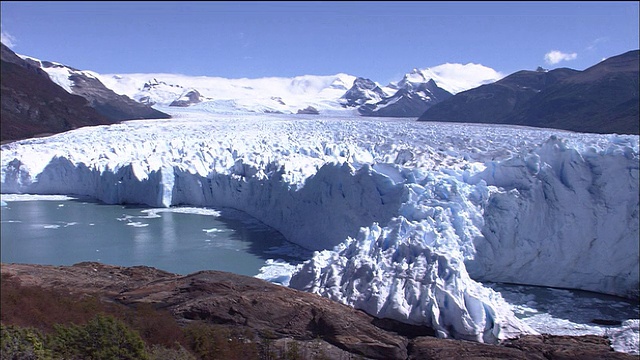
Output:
[1, 262, 635, 360]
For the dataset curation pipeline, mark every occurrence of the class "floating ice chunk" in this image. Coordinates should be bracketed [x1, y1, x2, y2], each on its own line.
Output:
[126, 222, 149, 227]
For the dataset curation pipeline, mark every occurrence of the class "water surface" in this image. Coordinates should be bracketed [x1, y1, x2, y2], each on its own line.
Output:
[1, 196, 309, 276]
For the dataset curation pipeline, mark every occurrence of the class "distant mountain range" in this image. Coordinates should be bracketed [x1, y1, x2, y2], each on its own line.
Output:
[419, 50, 639, 135]
[353, 75, 453, 117]
[1, 42, 637, 142]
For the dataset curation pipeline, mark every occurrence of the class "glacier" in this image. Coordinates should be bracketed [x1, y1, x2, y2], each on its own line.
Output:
[1, 110, 638, 345]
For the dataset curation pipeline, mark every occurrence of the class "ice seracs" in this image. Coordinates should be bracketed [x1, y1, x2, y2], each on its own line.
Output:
[1, 111, 637, 345]
[466, 135, 640, 299]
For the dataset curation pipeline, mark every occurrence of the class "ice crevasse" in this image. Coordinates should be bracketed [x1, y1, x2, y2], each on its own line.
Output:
[1, 118, 638, 344]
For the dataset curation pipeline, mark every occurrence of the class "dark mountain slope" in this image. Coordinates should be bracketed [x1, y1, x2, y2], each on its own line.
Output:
[21, 57, 171, 122]
[419, 50, 639, 134]
[417, 68, 579, 126]
[1, 43, 111, 142]
[507, 50, 639, 134]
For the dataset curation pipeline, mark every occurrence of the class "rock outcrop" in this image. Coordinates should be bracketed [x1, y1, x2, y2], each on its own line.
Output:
[170, 89, 202, 107]
[1, 262, 634, 360]
[296, 106, 320, 115]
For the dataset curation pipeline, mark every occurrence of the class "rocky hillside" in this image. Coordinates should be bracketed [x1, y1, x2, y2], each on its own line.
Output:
[20, 54, 171, 122]
[1, 43, 112, 142]
[1, 262, 634, 360]
[419, 50, 640, 135]
[1, 42, 171, 143]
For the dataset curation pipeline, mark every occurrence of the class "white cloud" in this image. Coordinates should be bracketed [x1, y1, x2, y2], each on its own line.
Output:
[544, 50, 578, 65]
[1, 31, 17, 48]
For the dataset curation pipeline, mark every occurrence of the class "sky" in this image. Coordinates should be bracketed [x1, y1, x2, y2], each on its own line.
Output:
[1, 1, 638, 84]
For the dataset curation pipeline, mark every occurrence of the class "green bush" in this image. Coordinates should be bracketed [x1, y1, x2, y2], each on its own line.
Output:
[1, 324, 51, 360]
[48, 314, 148, 360]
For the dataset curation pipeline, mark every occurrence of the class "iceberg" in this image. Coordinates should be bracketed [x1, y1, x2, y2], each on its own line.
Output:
[1, 112, 638, 344]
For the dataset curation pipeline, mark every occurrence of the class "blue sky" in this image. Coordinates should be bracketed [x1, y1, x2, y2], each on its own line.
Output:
[1, 1, 638, 83]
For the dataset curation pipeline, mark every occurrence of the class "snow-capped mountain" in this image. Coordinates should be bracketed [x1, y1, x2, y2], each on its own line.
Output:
[12, 48, 505, 118]
[1, 43, 114, 142]
[395, 63, 504, 95]
[169, 88, 203, 107]
[340, 64, 503, 118]
[358, 76, 453, 117]
[18, 54, 170, 121]
[96, 72, 359, 115]
[339, 77, 391, 107]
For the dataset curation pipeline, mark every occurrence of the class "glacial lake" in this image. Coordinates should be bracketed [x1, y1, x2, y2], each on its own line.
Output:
[0, 195, 310, 276]
[2, 195, 638, 351]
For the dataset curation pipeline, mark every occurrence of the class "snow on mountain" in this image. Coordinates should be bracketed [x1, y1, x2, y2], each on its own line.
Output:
[18, 55, 102, 93]
[169, 88, 202, 107]
[390, 63, 504, 95]
[2, 109, 638, 346]
[16, 54, 170, 121]
[96, 72, 358, 114]
[339, 77, 390, 107]
[358, 78, 453, 117]
[16, 52, 503, 116]
[350, 64, 501, 117]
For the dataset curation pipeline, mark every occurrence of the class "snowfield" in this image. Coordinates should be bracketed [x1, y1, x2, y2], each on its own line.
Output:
[1, 109, 638, 348]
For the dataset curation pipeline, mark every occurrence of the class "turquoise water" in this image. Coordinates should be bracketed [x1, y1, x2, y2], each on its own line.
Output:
[0, 197, 309, 276]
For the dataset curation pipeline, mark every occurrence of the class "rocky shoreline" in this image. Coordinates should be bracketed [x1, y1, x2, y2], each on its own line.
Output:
[1, 262, 634, 360]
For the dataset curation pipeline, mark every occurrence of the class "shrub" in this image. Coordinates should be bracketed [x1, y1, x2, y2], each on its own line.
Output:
[1, 324, 52, 360]
[183, 323, 259, 360]
[148, 344, 197, 360]
[0, 273, 125, 332]
[127, 303, 186, 348]
[48, 314, 148, 360]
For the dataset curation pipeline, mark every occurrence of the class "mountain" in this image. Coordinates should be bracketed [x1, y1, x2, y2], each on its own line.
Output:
[418, 67, 579, 124]
[339, 77, 389, 107]
[20, 56, 171, 121]
[6, 47, 503, 118]
[341, 64, 502, 118]
[395, 63, 504, 95]
[358, 75, 453, 117]
[419, 50, 640, 135]
[92, 64, 500, 116]
[0, 43, 112, 142]
[169, 88, 202, 107]
[96, 72, 358, 115]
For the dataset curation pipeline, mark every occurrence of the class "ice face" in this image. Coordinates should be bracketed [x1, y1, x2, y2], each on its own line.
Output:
[466, 136, 640, 299]
[1, 112, 638, 344]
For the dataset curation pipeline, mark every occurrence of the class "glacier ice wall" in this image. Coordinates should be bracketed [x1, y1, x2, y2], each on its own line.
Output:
[466, 136, 639, 299]
[1, 115, 638, 343]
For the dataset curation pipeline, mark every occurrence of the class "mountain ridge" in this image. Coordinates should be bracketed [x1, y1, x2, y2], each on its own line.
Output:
[1, 43, 113, 142]
[419, 50, 640, 135]
[4, 42, 638, 136]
